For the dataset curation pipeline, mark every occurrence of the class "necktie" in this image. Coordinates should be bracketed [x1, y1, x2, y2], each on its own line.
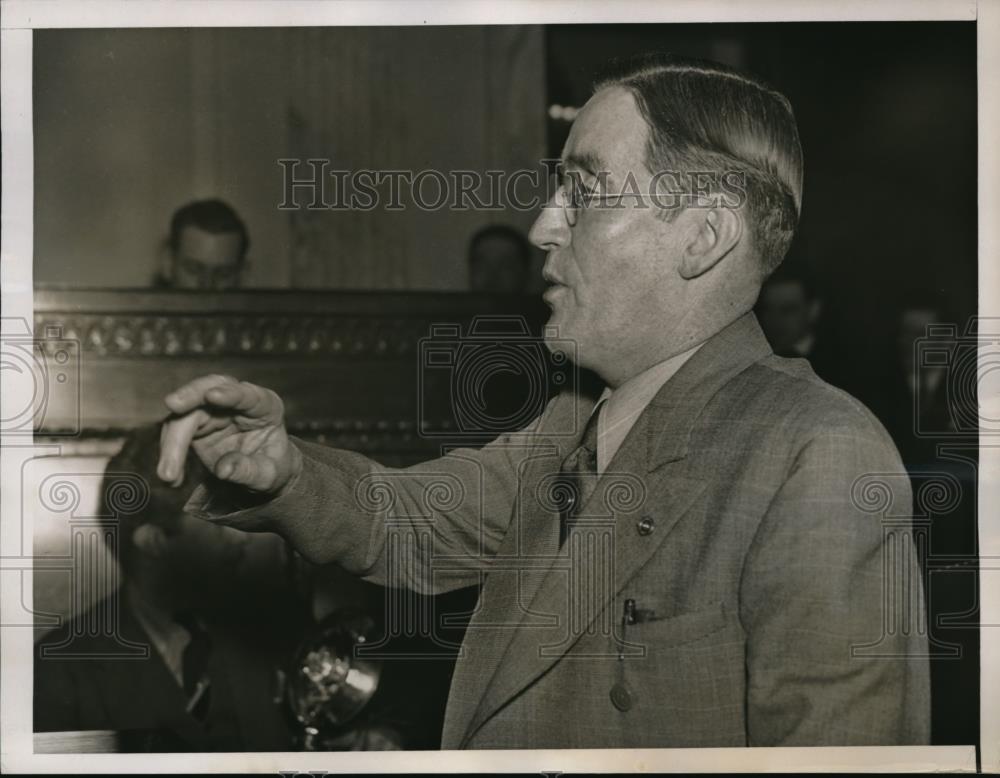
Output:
[558, 400, 605, 547]
[176, 612, 213, 721]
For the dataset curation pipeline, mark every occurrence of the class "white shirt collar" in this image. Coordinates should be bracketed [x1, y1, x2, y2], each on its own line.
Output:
[595, 343, 703, 473]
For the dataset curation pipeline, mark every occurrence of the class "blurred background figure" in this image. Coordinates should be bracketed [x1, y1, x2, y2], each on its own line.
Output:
[155, 199, 249, 290]
[467, 224, 532, 295]
[864, 299, 979, 748]
[875, 301, 954, 472]
[34, 424, 304, 751]
[756, 262, 845, 387]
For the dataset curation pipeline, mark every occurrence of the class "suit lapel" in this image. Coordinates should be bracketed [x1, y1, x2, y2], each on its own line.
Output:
[93, 600, 195, 730]
[458, 413, 709, 746]
[454, 312, 773, 747]
[210, 623, 281, 749]
[440, 392, 592, 748]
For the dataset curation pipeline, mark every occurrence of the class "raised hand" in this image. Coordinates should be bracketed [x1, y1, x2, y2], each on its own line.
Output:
[156, 374, 301, 495]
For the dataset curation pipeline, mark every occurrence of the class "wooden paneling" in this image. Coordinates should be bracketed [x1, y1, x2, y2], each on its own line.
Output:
[283, 26, 546, 290]
[33, 27, 546, 291]
[33, 288, 555, 461]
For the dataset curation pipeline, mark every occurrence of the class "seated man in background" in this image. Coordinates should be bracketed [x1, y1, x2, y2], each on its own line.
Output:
[467, 223, 533, 295]
[34, 424, 303, 751]
[155, 199, 249, 290]
[877, 301, 955, 471]
[755, 261, 844, 387]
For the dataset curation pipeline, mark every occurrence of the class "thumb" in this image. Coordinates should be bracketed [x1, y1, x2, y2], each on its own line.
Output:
[214, 450, 279, 492]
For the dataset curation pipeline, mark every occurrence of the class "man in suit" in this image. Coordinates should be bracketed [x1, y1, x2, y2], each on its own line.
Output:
[157, 54, 930, 748]
[35, 424, 300, 751]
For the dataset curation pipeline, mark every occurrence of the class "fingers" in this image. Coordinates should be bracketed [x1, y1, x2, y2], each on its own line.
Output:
[215, 450, 278, 491]
[159, 374, 286, 491]
[165, 374, 280, 421]
[164, 374, 238, 415]
[204, 381, 281, 420]
[157, 409, 207, 487]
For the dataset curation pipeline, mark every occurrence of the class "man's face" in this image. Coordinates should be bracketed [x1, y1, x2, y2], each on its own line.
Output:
[167, 513, 248, 569]
[170, 225, 244, 290]
[757, 280, 814, 353]
[469, 236, 529, 294]
[157, 514, 249, 606]
[528, 87, 691, 382]
[898, 308, 940, 372]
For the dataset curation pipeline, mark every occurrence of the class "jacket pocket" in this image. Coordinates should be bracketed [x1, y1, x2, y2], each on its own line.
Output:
[631, 601, 732, 646]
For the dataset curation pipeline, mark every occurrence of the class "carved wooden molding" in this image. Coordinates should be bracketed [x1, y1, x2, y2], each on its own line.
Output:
[33, 312, 426, 358]
[31, 289, 550, 459]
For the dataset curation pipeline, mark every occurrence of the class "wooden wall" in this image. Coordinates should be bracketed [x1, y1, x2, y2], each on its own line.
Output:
[33, 27, 546, 291]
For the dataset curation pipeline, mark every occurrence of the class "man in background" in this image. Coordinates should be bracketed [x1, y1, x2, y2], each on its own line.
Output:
[866, 299, 978, 746]
[34, 424, 302, 751]
[467, 224, 532, 295]
[155, 199, 249, 290]
[755, 262, 845, 386]
[881, 303, 954, 469]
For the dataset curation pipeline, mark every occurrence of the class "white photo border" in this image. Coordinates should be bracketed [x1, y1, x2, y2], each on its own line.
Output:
[1, 0, 993, 773]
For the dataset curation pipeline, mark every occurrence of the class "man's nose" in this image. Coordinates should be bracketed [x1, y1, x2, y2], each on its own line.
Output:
[529, 192, 570, 251]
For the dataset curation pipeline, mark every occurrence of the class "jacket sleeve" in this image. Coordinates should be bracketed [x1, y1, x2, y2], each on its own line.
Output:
[739, 417, 932, 746]
[185, 400, 560, 595]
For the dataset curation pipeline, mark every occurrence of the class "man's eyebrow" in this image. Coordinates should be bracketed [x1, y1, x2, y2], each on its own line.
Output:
[564, 151, 608, 176]
[563, 151, 618, 189]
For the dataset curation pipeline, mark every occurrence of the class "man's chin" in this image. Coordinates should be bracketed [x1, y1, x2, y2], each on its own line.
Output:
[543, 312, 590, 375]
[542, 314, 567, 356]
[542, 306, 567, 338]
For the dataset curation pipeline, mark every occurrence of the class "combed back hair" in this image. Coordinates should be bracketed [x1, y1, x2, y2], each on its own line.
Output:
[595, 53, 804, 278]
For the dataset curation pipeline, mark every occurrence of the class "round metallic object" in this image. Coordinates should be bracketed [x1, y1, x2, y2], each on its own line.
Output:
[285, 607, 383, 746]
[610, 682, 633, 711]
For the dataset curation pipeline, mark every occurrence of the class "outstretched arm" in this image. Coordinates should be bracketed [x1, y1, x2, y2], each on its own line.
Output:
[158, 374, 556, 593]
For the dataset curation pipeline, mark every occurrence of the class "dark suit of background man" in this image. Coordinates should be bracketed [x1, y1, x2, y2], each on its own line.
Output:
[35, 425, 300, 751]
[755, 262, 845, 388]
[157, 53, 930, 749]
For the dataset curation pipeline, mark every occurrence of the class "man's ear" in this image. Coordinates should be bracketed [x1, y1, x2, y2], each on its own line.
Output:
[808, 299, 822, 325]
[679, 207, 743, 280]
[132, 524, 168, 558]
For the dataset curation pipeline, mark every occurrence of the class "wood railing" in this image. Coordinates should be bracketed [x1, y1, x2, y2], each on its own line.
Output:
[31, 288, 560, 463]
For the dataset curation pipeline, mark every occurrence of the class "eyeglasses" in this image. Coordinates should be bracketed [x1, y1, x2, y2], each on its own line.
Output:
[554, 170, 635, 227]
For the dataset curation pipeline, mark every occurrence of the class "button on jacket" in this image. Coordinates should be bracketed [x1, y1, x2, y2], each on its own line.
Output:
[189, 312, 930, 749]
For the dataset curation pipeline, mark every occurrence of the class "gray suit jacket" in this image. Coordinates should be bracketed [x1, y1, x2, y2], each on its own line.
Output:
[192, 312, 931, 749]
